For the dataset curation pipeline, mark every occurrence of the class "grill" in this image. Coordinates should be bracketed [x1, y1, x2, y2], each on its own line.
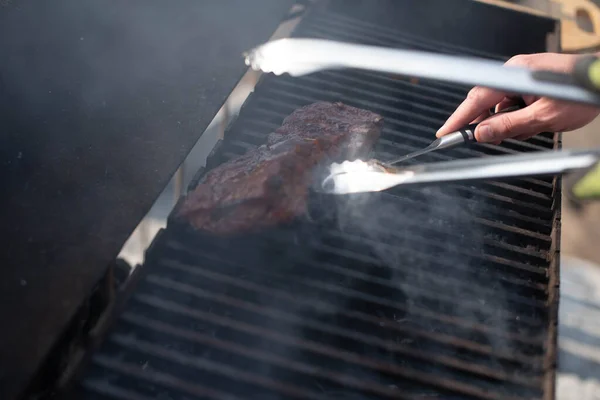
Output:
[75, 2, 560, 399]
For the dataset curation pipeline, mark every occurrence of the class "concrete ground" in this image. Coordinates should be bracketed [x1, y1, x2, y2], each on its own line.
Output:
[556, 119, 600, 399]
[561, 119, 600, 266]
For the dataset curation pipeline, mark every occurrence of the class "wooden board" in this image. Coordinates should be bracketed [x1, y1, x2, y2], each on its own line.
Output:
[473, 0, 600, 52]
[473, 0, 551, 16]
[557, 0, 600, 51]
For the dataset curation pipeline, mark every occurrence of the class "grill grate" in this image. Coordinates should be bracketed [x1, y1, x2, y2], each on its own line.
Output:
[77, 2, 559, 399]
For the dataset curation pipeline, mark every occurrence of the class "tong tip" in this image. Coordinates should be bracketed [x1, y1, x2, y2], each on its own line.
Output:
[243, 39, 332, 77]
[321, 160, 412, 195]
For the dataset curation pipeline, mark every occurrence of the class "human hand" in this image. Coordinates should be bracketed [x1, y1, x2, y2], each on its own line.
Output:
[436, 53, 600, 143]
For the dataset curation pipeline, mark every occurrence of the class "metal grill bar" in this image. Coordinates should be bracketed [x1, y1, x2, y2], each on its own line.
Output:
[160, 235, 547, 348]
[88, 357, 244, 400]
[119, 312, 412, 399]
[164, 242, 546, 333]
[162, 245, 544, 327]
[143, 272, 540, 366]
[138, 274, 543, 386]
[318, 70, 465, 107]
[311, 12, 507, 60]
[337, 69, 470, 102]
[107, 333, 331, 400]
[129, 292, 537, 393]
[82, 380, 159, 400]
[298, 22, 479, 62]
[331, 187, 551, 235]
[295, 75, 452, 119]
[319, 222, 548, 274]
[315, 233, 548, 295]
[167, 222, 549, 290]
[126, 293, 532, 400]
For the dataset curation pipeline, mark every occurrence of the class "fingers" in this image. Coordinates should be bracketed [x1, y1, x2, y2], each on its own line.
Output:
[495, 96, 525, 113]
[471, 110, 493, 124]
[495, 98, 515, 113]
[436, 86, 506, 138]
[436, 53, 582, 141]
[504, 53, 576, 73]
[435, 55, 542, 139]
[474, 102, 543, 142]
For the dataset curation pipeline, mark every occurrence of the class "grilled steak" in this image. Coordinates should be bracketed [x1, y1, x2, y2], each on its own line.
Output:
[177, 102, 383, 235]
[266, 101, 383, 160]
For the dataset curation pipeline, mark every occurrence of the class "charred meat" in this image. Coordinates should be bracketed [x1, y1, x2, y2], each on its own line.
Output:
[177, 102, 383, 234]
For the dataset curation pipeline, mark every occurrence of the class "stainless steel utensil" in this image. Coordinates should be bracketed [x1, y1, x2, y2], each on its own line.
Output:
[244, 38, 600, 107]
[387, 103, 524, 165]
[321, 149, 600, 195]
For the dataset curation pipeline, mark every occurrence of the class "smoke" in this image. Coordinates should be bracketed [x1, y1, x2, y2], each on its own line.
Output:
[0, 0, 276, 111]
[330, 184, 517, 387]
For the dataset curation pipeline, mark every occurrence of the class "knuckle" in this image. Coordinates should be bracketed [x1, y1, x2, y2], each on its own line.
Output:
[506, 54, 531, 67]
[531, 104, 554, 130]
[528, 108, 542, 126]
[499, 115, 515, 134]
[466, 87, 482, 103]
[541, 118, 558, 133]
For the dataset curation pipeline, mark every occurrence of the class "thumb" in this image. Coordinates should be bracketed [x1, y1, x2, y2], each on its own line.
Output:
[475, 105, 542, 142]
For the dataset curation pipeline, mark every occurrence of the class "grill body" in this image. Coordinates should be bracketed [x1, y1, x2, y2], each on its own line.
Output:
[0, 1, 293, 399]
[76, 1, 561, 399]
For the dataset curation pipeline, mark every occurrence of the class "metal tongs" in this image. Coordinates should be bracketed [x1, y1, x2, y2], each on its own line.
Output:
[244, 38, 600, 106]
[244, 38, 600, 197]
[386, 101, 526, 165]
[321, 150, 600, 194]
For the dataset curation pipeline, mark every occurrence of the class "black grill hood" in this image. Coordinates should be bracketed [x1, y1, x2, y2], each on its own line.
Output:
[0, 1, 294, 399]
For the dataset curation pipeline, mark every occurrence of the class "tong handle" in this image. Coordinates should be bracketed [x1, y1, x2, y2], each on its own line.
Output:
[453, 99, 527, 144]
[531, 55, 600, 94]
[458, 123, 478, 143]
[390, 99, 527, 165]
[574, 55, 600, 93]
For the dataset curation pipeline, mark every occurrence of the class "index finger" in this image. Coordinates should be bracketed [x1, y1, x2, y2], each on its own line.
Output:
[435, 86, 507, 138]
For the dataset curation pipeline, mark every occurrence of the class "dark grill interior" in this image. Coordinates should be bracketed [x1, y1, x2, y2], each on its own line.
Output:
[77, 2, 559, 399]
